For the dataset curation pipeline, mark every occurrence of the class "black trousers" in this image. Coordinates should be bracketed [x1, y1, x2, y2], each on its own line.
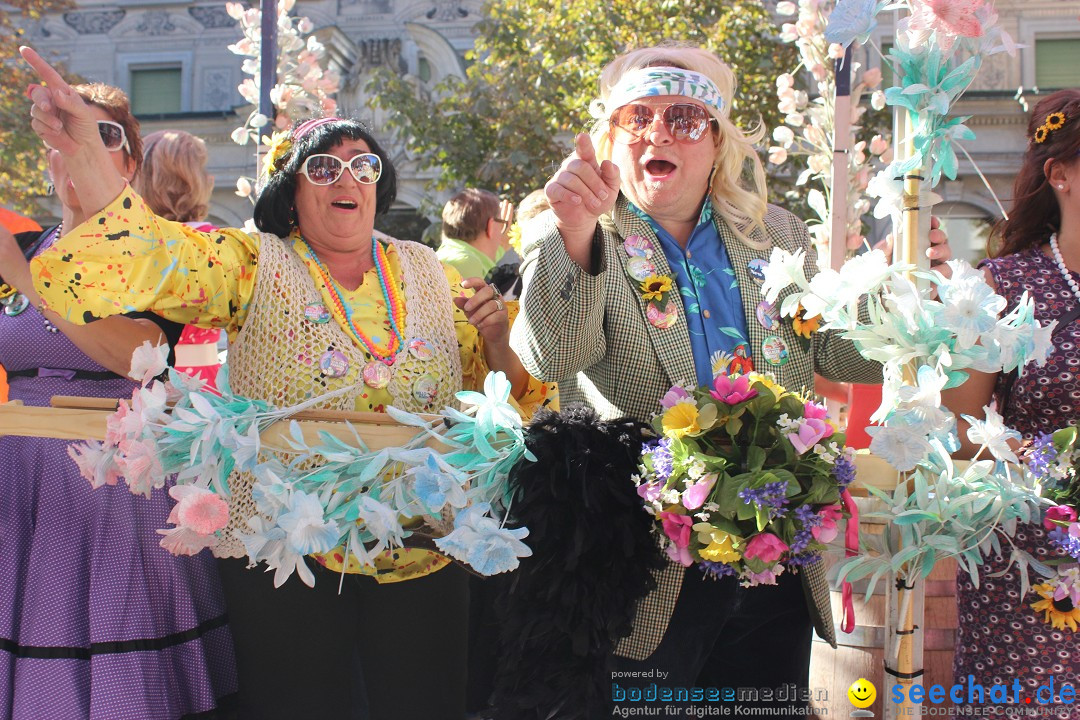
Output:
[609, 567, 815, 716]
[217, 557, 468, 720]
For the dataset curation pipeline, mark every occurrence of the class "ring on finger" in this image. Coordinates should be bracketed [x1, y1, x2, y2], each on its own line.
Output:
[494, 297, 505, 311]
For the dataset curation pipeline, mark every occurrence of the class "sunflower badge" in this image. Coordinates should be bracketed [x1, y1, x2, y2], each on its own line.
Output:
[261, 130, 293, 178]
[640, 274, 679, 329]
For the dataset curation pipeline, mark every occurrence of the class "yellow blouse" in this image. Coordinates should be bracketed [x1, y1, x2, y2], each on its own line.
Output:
[32, 186, 556, 581]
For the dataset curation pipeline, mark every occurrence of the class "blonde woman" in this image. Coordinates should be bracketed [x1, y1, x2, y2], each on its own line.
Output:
[135, 130, 222, 386]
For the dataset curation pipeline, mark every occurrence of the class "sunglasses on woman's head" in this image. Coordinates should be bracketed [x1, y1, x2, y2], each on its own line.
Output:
[609, 102, 717, 145]
[97, 120, 129, 153]
[299, 153, 382, 186]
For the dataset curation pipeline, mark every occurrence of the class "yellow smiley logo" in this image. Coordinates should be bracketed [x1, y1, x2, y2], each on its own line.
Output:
[847, 678, 876, 709]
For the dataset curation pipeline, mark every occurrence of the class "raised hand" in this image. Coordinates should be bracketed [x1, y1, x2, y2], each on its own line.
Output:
[545, 133, 621, 234]
[20, 46, 100, 156]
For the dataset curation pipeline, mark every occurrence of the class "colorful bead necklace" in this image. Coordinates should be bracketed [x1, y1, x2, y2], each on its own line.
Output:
[301, 236, 406, 364]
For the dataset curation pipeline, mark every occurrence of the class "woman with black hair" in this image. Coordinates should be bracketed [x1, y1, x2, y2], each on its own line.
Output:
[943, 88, 1080, 717]
[20, 47, 551, 720]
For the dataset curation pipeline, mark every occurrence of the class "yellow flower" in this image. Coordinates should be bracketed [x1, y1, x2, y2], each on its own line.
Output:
[793, 304, 821, 338]
[698, 529, 742, 564]
[747, 372, 782, 397]
[1045, 112, 1066, 131]
[1034, 126, 1049, 144]
[262, 131, 293, 177]
[661, 402, 701, 438]
[1031, 583, 1080, 632]
[507, 223, 523, 255]
[640, 275, 673, 302]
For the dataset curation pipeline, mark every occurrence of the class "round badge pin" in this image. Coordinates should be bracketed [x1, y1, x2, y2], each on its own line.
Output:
[408, 338, 434, 361]
[623, 235, 654, 259]
[761, 335, 790, 366]
[304, 301, 331, 324]
[756, 300, 780, 331]
[747, 258, 769, 285]
[646, 301, 679, 329]
[3, 294, 29, 317]
[319, 350, 349, 377]
[362, 359, 393, 389]
[626, 256, 657, 282]
[412, 374, 439, 405]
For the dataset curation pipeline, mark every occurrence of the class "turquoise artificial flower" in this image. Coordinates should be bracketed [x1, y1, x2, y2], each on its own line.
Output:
[277, 491, 341, 555]
[412, 453, 468, 513]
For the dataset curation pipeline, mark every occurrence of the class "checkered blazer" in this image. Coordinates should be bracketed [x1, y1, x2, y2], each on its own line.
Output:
[510, 196, 883, 661]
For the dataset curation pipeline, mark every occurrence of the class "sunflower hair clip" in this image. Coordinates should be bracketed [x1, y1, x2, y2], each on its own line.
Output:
[1034, 111, 1067, 144]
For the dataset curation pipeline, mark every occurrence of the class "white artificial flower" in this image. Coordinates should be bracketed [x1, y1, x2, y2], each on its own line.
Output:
[760, 247, 809, 306]
[867, 424, 932, 472]
[277, 491, 340, 555]
[962, 407, 1021, 464]
[128, 341, 170, 385]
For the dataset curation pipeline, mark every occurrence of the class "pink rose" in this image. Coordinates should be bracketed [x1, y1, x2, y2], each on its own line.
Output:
[681, 475, 717, 511]
[1044, 505, 1078, 531]
[660, 386, 692, 409]
[787, 418, 831, 455]
[743, 533, 789, 565]
[660, 512, 693, 548]
[710, 375, 758, 405]
[812, 505, 843, 544]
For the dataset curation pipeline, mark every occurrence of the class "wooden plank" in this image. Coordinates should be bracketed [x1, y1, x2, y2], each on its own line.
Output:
[0, 401, 442, 449]
[0, 405, 110, 441]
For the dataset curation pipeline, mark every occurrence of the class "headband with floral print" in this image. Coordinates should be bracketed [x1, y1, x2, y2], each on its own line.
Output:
[1034, 111, 1067, 144]
[589, 66, 726, 120]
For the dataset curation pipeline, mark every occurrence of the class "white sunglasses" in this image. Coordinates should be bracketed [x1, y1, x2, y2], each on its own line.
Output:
[299, 153, 382, 186]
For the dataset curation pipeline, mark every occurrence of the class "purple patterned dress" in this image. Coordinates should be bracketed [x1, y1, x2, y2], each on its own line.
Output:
[952, 247, 1080, 717]
[0, 229, 237, 719]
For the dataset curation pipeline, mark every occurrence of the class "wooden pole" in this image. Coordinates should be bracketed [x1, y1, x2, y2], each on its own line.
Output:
[259, 0, 276, 120]
[830, 45, 854, 274]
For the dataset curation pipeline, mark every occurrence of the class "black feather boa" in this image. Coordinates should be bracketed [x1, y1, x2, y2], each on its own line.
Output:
[488, 404, 663, 720]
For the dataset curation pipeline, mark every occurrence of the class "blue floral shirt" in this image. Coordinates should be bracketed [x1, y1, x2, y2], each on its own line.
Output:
[631, 199, 752, 386]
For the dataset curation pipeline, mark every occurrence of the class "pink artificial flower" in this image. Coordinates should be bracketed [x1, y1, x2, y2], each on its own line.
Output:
[1043, 505, 1078, 531]
[1070, 522, 1080, 539]
[660, 386, 692, 409]
[710, 375, 758, 405]
[908, 0, 985, 52]
[67, 441, 121, 488]
[157, 526, 219, 556]
[743, 533, 789, 565]
[666, 542, 694, 567]
[660, 512, 693, 548]
[812, 505, 844, 544]
[802, 402, 834, 438]
[637, 482, 662, 503]
[116, 437, 164, 497]
[104, 402, 131, 447]
[168, 485, 230, 535]
[787, 418, 832, 455]
[681, 474, 717, 511]
[743, 566, 781, 586]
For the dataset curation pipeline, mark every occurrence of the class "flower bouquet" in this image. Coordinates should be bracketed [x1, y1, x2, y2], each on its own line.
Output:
[1024, 428, 1080, 630]
[636, 372, 854, 587]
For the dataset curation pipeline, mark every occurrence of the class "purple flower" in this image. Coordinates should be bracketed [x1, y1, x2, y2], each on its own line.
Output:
[1049, 526, 1080, 563]
[738, 480, 790, 519]
[1028, 433, 1059, 484]
[785, 553, 822, 567]
[646, 438, 674, 482]
[699, 561, 737, 579]
[833, 455, 856, 489]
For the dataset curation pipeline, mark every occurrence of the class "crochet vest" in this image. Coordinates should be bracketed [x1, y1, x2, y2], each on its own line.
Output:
[216, 233, 462, 558]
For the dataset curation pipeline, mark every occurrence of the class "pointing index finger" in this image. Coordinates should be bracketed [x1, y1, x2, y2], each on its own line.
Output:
[20, 46, 73, 94]
[574, 132, 599, 168]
